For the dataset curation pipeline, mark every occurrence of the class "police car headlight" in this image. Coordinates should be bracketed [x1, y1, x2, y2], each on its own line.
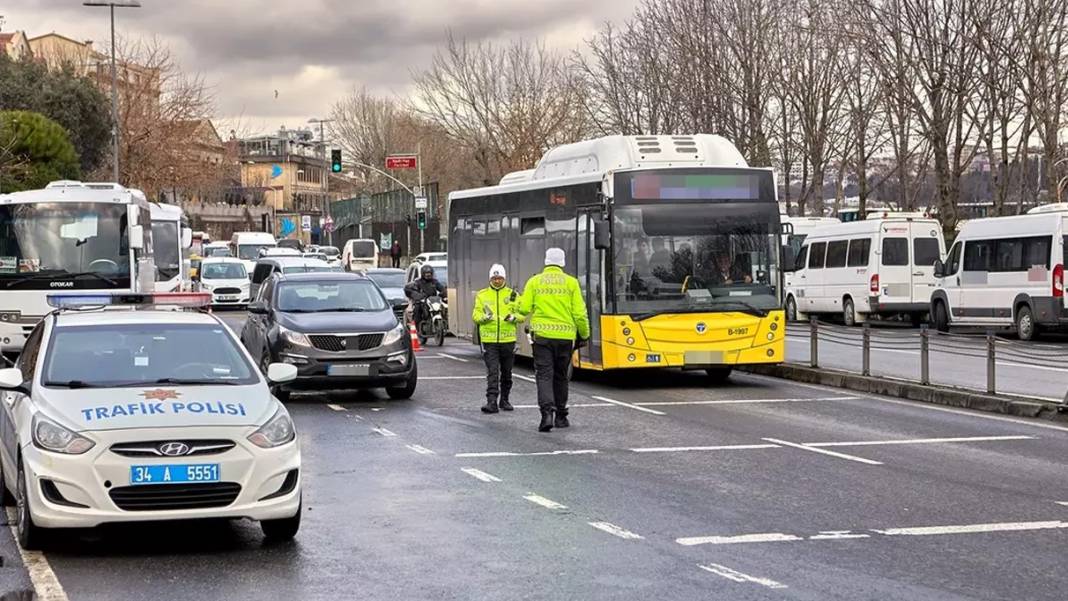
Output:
[32, 415, 94, 455]
[381, 322, 406, 346]
[278, 325, 311, 347]
[248, 409, 296, 448]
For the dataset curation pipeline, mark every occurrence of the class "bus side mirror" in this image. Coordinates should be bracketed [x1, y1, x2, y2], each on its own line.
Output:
[933, 260, 945, 278]
[594, 220, 610, 250]
[782, 246, 796, 272]
[128, 225, 144, 250]
[181, 227, 193, 249]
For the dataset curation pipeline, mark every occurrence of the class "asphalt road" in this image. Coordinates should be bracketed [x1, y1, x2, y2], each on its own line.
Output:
[3, 310, 1068, 600]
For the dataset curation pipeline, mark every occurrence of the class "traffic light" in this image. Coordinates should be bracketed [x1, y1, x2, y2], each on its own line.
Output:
[417, 211, 427, 230]
[330, 149, 342, 173]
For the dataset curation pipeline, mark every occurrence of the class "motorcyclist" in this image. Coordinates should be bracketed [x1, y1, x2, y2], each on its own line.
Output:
[404, 264, 446, 331]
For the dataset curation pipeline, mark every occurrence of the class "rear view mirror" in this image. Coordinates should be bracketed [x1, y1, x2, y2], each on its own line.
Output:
[267, 363, 298, 384]
[594, 220, 610, 250]
[933, 259, 945, 278]
[0, 368, 24, 390]
[781, 245, 796, 272]
[181, 227, 193, 249]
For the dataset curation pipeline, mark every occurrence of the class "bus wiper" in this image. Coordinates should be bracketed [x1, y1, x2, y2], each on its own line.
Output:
[713, 300, 769, 317]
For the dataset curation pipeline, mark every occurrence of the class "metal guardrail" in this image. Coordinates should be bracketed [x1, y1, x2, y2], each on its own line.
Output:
[789, 319, 1068, 405]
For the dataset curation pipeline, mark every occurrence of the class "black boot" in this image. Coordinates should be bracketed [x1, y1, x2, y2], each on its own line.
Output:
[538, 409, 554, 432]
[481, 400, 499, 414]
[498, 398, 514, 411]
[554, 412, 570, 428]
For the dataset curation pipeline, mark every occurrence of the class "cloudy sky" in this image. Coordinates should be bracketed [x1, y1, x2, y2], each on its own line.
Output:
[4, 0, 638, 135]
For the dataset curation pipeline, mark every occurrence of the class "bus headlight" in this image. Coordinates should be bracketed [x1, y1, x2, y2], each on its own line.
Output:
[622, 327, 631, 336]
[767, 332, 774, 340]
[770, 322, 778, 331]
[626, 337, 635, 345]
[627, 353, 636, 362]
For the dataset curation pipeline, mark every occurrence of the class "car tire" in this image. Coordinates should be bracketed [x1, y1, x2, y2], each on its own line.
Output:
[933, 301, 950, 333]
[843, 298, 857, 327]
[16, 461, 45, 550]
[261, 500, 301, 542]
[386, 363, 418, 400]
[705, 367, 732, 384]
[1016, 305, 1038, 341]
[0, 457, 14, 507]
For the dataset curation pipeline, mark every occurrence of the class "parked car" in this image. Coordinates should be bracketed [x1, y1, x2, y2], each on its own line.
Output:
[413, 252, 447, 264]
[341, 239, 379, 271]
[364, 268, 409, 322]
[196, 257, 251, 308]
[239, 272, 417, 401]
[249, 257, 339, 300]
[932, 204, 1068, 340]
[785, 214, 945, 325]
[318, 245, 341, 267]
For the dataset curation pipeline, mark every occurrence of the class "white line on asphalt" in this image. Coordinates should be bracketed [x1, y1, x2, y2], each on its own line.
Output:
[455, 449, 599, 458]
[420, 376, 485, 380]
[326, 403, 348, 412]
[805, 435, 1035, 448]
[630, 444, 780, 453]
[514, 374, 537, 383]
[5, 507, 68, 601]
[524, 493, 568, 510]
[1057, 502, 1068, 507]
[373, 427, 397, 437]
[371, 407, 384, 411]
[698, 563, 788, 589]
[508, 403, 614, 409]
[589, 521, 644, 540]
[762, 437, 883, 465]
[438, 353, 468, 363]
[636, 396, 858, 406]
[405, 444, 436, 455]
[460, 467, 502, 482]
[809, 531, 870, 540]
[591, 395, 666, 416]
[875, 520, 1068, 537]
[677, 533, 802, 546]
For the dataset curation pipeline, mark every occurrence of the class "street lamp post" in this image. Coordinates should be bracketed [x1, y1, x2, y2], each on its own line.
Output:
[308, 117, 335, 245]
[83, 1, 141, 184]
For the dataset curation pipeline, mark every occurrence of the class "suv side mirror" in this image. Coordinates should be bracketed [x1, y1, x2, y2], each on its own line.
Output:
[933, 259, 945, 278]
[248, 301, 268, 314]
[593, 219, 610, 250]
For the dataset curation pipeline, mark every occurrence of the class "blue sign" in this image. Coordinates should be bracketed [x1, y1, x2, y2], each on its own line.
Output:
[280, 217, 296, 237]
[270, 164, 283, 179]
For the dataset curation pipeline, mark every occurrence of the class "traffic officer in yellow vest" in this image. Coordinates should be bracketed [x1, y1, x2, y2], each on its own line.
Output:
[517, 248, 591, 432]
[472, 264, 520, 414]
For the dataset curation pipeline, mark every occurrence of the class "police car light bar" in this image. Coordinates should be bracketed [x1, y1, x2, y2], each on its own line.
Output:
[47, 292, 212, 309]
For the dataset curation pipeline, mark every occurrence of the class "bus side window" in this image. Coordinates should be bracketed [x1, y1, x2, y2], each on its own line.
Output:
[521, 217, 545, 237]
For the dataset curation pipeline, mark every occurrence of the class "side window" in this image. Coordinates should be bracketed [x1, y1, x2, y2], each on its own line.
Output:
[847, 238, 871, 267]
[521, 217, 546, 237]
[825, 240, 848, 268]
[881, 238, 909, 266]
[945, 241, 962, 274]
[1022, 236, 1051, 269]
[794, 245, 808, 271]
[18, 323, 45, 382]
[963, 240, 994, 271]
[913, 238, 941, 267]
[808, 242, 827, 269]
[252, 263, 271, 284]
[993, 238, 1024, 272]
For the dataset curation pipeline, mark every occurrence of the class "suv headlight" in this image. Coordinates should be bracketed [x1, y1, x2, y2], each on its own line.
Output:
[381, 322, 406, 345]
[32, 415, 94, 454]
[278, 325, 311, 347]
[248, 408, 296, 448]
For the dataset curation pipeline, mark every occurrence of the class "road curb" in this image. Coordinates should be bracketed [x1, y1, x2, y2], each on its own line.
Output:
[740, 364, 1068, 423]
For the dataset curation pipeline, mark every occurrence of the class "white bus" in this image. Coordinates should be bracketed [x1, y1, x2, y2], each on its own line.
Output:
[0, 181, 154, 354]
[150, 202, 193, 292]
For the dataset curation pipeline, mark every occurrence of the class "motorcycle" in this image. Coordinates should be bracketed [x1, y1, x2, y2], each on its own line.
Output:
[413, 294, 448, 346]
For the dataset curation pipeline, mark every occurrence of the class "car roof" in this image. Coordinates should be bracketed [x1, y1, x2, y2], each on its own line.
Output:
[53, 309, 223, 328]
[276, 271, 368, 282]
[366, 268, 405, 274]
[258, 257, 330, 266]
[200, 256, 244, 264]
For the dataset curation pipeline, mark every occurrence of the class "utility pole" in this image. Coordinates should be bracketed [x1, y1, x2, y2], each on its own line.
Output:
[417, 141, 424, 255]
[308, 117, 334, 245]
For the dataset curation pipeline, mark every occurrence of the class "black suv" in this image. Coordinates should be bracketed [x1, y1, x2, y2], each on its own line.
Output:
[240, 271, 416, 401]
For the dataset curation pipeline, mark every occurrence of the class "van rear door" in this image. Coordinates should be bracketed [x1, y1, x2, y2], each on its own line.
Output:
[877, 223, 912, 309]
[910, 222, 943, 305]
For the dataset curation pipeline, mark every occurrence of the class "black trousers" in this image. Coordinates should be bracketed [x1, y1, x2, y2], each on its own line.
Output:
[532, 337, 573, 414]
[391, 256, 401, 268]
[481, 342, 515, 403]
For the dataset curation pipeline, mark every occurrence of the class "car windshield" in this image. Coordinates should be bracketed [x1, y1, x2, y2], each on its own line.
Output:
[201, 262, 247, 279]
[238, 244, 274, 260]
[43, 323, 258, 387]
[368, 272, 406, 288]
[207, 247, 231, 257]
[151, 220, 180, 281]
[276, 280, 388, 312]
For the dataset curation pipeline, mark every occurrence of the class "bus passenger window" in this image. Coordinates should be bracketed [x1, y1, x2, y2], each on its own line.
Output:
[521, 217, 545, 236]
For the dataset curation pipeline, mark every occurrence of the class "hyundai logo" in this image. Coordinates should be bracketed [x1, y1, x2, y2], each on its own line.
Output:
[696, 322, 707, 334]
[158, 442, 190, 457]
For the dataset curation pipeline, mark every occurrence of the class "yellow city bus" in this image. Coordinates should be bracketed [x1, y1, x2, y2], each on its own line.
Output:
[447, 135, 784, 381]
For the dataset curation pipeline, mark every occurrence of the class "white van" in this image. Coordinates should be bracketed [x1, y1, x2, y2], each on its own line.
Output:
[342, 238, 379, 271]
[785, 215, 945, 325]
[230, 231, 277, 275]
[931, 206, 1068, 340]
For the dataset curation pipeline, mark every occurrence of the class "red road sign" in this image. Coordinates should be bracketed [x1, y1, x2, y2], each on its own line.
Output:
[386, 155, 418, 170]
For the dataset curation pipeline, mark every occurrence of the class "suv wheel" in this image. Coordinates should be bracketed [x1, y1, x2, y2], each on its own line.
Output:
[386, 362, 418, 400]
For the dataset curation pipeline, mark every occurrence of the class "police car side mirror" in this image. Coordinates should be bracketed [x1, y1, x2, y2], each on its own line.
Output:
[267, 363, 298, 384]
[0, 368, 28, 394]
[933, 260, 945, 278]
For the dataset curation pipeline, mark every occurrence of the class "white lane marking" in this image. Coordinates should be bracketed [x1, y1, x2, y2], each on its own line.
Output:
[698, 563, 788, 589]
[455, 449, 599, 458]
[805, 435, 1035, 448]
[326, 403, 347, 412]
[589, 521, 644, 540]
[460, 467, 502, 482]
[809, 531, 870, 540]
[514, 374, 537, 383]
[508, 403, 613, 409]
[420, 375, 485, 380]
[637, 396, 858, 406]
[591, 395, 666, 416]
[762, 437, 883, 465]
[6, 507, 69, 601]
[678, 532, 802, 546]
[524, 493, 567, 510]
[405, 444, 436, 455]
[630, 444, 780, 453]
[438, 353, 468, 363]
[875, 520, 1068, 537]
[1057, 501, 1068, 507]
[370, 407, 384, 412]
[373, 427, 397, 437]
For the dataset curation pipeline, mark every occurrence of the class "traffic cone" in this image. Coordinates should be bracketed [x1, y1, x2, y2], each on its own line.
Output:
[409, 322, 422, 352]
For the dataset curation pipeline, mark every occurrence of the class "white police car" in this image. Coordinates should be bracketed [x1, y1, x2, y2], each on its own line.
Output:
[0, 293, 302, 549]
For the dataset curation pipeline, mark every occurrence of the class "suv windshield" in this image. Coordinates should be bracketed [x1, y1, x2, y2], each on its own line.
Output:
[276, 280, 388, 312]
[43, 324, 258, 387]
[202, 262, 247, 279]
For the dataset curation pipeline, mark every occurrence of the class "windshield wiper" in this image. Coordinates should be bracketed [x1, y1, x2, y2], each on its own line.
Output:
[5, 270, 118, 288]
[707, 300, 769, 317]
[152, 377, 241, 386]
[45, 380, 101, 389]
[630, 301, 770, 321]
[319, 308, 366, 312]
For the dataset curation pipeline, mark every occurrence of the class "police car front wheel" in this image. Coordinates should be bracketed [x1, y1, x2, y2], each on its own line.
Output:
[261, 499, 301, 541]
[16, 461, 46, 550]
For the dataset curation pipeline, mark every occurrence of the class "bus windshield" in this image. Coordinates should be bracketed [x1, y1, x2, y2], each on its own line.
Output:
[152, 220, 179, 281]
[0, 202, 132, 289]
[613, 203, 781, 315]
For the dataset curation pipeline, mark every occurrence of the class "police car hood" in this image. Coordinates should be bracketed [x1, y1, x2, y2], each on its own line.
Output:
[42, 385, 275, 433]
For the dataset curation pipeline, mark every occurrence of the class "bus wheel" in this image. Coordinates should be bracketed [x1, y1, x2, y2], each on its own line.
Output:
[786, 296, 798, 322]
[705, 367, 732, 384]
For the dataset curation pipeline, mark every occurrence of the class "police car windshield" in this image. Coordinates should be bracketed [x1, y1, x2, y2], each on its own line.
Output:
[276, 280, 388, 313]
[43, 324, 259, 388]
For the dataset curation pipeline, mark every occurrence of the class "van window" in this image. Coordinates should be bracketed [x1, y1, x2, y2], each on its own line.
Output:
[1021, 236, 1051, 269]
[795, 245, 808, 271]
[945, 241, 962, 274]
[964, 240, 994, 271]
[825, 241, 848, 268]
[881, 238, 908, 266]
[348, 241, 376, 257]
[847, 238, 871, 267]
[808, 242, 826, 269]
[914, 238, 940, 267]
